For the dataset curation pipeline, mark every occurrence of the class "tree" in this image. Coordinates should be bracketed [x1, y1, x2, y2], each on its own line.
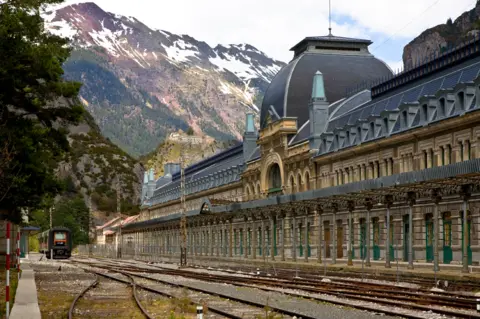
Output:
[0, 0, 84, 223]
[186, 127, 194, 135]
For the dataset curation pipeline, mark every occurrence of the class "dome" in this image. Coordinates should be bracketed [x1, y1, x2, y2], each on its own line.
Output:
[260, 35, 393, 129]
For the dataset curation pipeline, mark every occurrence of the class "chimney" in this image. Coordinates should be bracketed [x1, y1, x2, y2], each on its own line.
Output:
[243, 112, 258, 162]
[309, 71, 330, 150]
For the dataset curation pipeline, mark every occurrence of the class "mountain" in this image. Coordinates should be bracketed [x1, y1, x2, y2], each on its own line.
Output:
[56, 98, 143, 213]
[403, 2, 480, 69]
[43, 2, 285, 156]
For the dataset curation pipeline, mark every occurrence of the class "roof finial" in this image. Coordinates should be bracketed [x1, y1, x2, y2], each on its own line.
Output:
[328, 0, 332, 36]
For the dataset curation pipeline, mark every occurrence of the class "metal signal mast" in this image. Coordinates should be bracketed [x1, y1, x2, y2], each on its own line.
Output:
[180, 147, 188, 267]
[180, 137, 195, 267]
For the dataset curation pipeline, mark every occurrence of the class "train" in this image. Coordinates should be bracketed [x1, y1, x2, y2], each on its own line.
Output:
[38, 227, 72, 259]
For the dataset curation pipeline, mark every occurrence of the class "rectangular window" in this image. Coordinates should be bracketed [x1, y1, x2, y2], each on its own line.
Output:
[423, 151, 428, 169]
[460, 142, 464, 162]
[430, 149, 434, 167]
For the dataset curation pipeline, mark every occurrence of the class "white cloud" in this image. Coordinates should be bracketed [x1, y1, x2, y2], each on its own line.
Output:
[54, 0, 476, 62]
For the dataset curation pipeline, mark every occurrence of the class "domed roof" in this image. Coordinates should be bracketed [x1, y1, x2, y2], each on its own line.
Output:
[260, 34, 393, 129]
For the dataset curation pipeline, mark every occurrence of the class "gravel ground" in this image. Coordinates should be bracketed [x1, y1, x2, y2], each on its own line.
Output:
[32, 259, 93, 318]
[135, 276, 291, 319]
[136, 272, 401, 319]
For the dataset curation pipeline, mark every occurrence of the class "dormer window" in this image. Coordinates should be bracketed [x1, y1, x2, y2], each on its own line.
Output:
[439, 98, 446, 117]
[369, 122, 375, 139]
[457, 91, 465, 111]
[383, 118, 389, 134]
[402, 110, 408, 128]
[357, 127, 362, 142]
[346, 131, 350, 145]
[422, 104, 428, 122]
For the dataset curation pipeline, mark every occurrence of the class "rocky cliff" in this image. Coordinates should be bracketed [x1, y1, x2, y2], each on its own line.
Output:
[403, 2, 480, 69]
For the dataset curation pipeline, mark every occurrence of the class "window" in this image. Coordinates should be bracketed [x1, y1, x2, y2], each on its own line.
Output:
[422, 104, 428, 121]
[383, 118, 389, 134]
[357, 127, 362, 142]
[467, 140, 471, 160]
[460, 142, 464, 161]
[447, 144, 452, 163]
[430, 149, 434, 167]
[370, 122, 375, 138]
[402, 110, 408, 128]
[54, 232, 66, 240]
[457, 91, 465, 111]
[439, 98, 446, 117]
[346, 131, 350, 145]
[440, 146, 445, 165]
[423, 151, 428, 168]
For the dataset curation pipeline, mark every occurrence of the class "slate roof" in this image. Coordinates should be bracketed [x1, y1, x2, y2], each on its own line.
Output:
[326, 55, 480, 133]
[260, 52, 392, 130]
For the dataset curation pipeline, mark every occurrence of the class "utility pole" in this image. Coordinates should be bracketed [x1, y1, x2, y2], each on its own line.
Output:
[116, 175, 122, 259]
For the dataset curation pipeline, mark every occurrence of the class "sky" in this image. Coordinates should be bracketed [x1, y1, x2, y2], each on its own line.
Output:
[56, 0, 477, 70]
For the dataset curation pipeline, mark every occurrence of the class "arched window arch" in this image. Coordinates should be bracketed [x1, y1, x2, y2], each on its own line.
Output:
[268, 164, 282, 191]
[304, 172, 310, 191]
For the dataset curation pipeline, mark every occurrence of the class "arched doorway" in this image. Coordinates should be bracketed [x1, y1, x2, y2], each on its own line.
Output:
[268, 163, 282, 195]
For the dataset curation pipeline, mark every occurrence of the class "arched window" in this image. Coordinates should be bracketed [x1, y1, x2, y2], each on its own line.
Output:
[304, 172, 310, 191]
[289, 176, 295, 193]
[268, 164, 282, 191]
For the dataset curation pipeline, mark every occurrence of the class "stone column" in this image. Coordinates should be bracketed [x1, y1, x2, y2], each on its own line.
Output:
[209, 221, 214, 256]
[229, 218, 233, 258]
[270, 215, 275, 261]
[385, 195, 393, 268]
[347, 201, 354, 266]
[407, 192, 415, 269]
[365, 199, 373, 267]
[281, 213, 286, 261]
[431, 189, 441, 272]
[244, 216, 248, 259]
[332, 205, 337, 264]
[252, 216, 257, 259]
[317, 207, 323, 263]
[304, 212, 309, 262]
[292, 212, 297, 262]
[261, 217, 266, 261]
[460, 185, 471, 273]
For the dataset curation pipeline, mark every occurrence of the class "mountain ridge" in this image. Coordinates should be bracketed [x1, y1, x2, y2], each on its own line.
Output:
[43, 2, 285, 156]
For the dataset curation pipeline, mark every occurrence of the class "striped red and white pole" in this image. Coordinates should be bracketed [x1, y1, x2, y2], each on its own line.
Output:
[6, 221, 11, 319]
[16, 228, 20, 280]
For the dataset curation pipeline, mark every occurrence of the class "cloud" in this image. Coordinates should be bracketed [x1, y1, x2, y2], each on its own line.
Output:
[55, 0, 476, 63]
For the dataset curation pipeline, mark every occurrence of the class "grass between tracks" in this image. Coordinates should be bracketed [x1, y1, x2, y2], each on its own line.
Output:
[0, 269, 19, 317]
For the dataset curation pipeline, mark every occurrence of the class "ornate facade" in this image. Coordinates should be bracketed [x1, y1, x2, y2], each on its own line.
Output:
[124, 33, 480, 271]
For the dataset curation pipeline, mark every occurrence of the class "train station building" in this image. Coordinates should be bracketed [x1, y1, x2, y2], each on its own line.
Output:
[124, 32, 480, 271]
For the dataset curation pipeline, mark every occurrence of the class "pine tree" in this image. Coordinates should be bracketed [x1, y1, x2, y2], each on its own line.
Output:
[0, 0, 84, 223]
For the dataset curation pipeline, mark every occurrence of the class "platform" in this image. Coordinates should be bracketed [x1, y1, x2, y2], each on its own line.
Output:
[10, 262, 41, 319]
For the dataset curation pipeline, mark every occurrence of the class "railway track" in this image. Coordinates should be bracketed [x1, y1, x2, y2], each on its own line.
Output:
[67, 269, 153, 319]
[72, 257, 480, 319]
[70, 261, 298, 319]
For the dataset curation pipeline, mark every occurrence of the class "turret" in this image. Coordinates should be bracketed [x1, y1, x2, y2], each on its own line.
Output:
[309, 71, 330, 150]
[243, 112, 258, 162]
[146, 168, 156, 199]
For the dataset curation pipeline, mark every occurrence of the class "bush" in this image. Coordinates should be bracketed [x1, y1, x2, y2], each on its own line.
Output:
[29, 236, 40, 252]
